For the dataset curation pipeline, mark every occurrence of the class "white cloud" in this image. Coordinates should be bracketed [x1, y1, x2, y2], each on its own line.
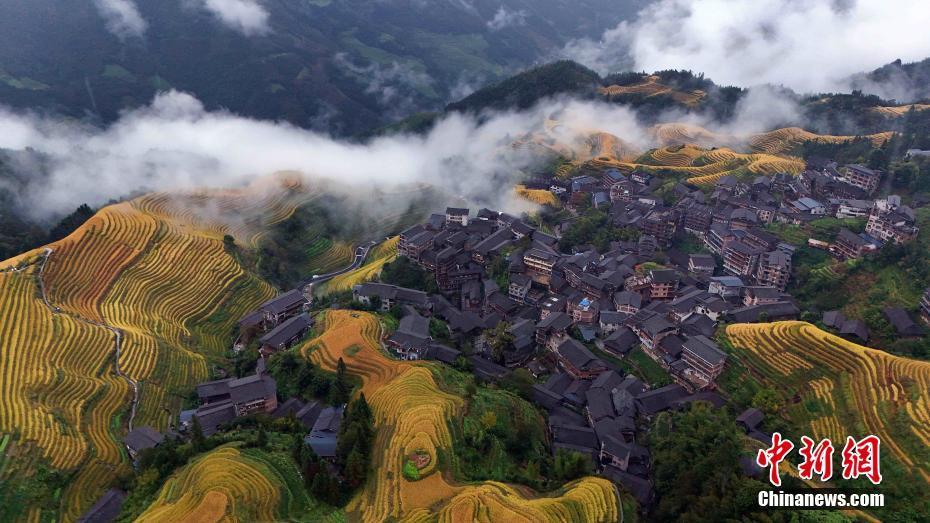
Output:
[94, 0, 147, 39]
[561, 0, 930, 95]
[0, 91, 652, 219]
[334, 53, 435, 118]
[195, 0, 270, 36]
[487, 6, 527, 31]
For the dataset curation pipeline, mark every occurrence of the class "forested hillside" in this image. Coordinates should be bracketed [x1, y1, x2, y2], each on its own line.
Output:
[0, 0, 642, 136]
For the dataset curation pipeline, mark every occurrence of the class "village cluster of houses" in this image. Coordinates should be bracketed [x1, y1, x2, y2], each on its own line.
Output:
[113, 155, 929, 514]
[347, 153, 930, 501]
[120, 288, 346, 472]
[350, 197, 806, 501]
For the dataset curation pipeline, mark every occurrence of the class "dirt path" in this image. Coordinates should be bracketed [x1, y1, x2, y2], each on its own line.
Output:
[35, 247, 140, 431]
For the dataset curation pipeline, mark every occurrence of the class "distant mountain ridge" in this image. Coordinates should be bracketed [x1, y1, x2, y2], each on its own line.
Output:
[384, 59, 930, 138]
[0, 0, 642, 136]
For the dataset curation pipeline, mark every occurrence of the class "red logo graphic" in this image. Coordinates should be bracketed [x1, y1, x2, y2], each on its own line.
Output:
[841, 435, 882, 485]
[798, 436, 834, 481]
[756, 432, 794, 487]
[757, 433, 882, 486]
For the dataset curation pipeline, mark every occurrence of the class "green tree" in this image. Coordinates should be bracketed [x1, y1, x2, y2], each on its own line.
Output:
[751, 387, 781, 416]
[483, 322, 514, 365]
[552, 448, 591, 481]
[191, 416, 206, 453]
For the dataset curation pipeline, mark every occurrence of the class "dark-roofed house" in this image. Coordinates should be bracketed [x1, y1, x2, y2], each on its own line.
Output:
[742, 287, 782, 307]
[445, 207, 469, 226]
[305, 405, 344, 460]
[736, 408, 764, 433]
[425, 344, 461, 365]
[524, 248, 560, 285]
[630, 312, 677, 351]
[192, 401, 237, 436]
[124, 426, 164, 460]
[681, 335, 727, 384]
[352, 283, 430, 312]
[599, 435, 632, 471]
[258, 289, 308, 328]
[259, 313, 314, 356]
[688, 254, 716, 276]
[708, 276, 744, 298]
[388, 312, 432, 360]
[508, 273, 532, 303]
[884, 307, 923, 337]
[556, 339, 608, 379]
[822, 310, 846, 329]
[603, 327, 639, 357]
[78, 488, 126, 523]
[839, 319, 869, 342]
[636, 384, 689, 416]
[536, 312, 572, 351]
[237, 310, 263, 338]
[727, 301, 799, 323]
[195, 371, 278, 417]
[831, 228, 877, 260]
[469, 355, 511, 382]
[228, 373, 278, 415]
[550, 420, 598, 460]
[272, 398, 324, 430]
[599, 311, 628, 334]
[613, 291, 642, 314]
[648, 269, 679, 299]
[585, 387, 616, 424]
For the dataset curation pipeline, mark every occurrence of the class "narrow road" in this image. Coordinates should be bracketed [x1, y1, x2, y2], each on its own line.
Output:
[35, 248, 140, 431]
[301, 239, 379, 298]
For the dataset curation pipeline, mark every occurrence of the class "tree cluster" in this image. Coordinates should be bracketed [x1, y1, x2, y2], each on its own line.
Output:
[293, 394, 374, 506]
[558, 210, 640, 253]
[268, 351, 353, 405]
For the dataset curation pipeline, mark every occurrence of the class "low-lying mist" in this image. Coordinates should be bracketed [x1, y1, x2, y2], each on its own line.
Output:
[0, 85, 809, 223]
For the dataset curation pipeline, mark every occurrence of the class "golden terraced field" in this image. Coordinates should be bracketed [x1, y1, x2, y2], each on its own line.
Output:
[598, 75, 706, 107]
[726, 321, 930, 484]
[524, 118, 895, 188]
[515, 185, 561, 207]
[0, 175, 308, 520]
[316, 237, 399, 296]
[302, 310, 620, 522]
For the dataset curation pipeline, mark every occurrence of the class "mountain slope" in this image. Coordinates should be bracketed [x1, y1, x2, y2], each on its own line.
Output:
[303, 310, 620, 522]
[0, 0, 642, 135]
[0, 175, 310, 520]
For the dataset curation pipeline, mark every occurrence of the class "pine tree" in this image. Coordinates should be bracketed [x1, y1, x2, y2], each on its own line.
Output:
[344, 447, 368, 489]
[256, 426, 268, 448]
[191, 416, 206, 452]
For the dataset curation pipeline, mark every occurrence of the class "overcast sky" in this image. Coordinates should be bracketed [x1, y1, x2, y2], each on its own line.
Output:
[562, 0, 930, 95]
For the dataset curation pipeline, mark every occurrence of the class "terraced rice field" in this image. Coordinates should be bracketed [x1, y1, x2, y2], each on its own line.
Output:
[302, 310, 620, 522]
[598, 75, 706, 107]
[748, 127, 894, 155]
[649, 123, 738, 148]
[306, 239, 355, 275]
[726, 322, 930, 483]
[137, 445, 319, 522]
[515, 185, 560, 207]
[869, 104, 930, 117]
[317, 237, 399, 296]
[0, 182, 294, 518]
[618, 145, 805, 186]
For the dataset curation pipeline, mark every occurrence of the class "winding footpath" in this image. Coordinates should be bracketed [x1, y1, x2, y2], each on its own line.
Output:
[301, 239, 378, 298]
[35, 248, 140, 431]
